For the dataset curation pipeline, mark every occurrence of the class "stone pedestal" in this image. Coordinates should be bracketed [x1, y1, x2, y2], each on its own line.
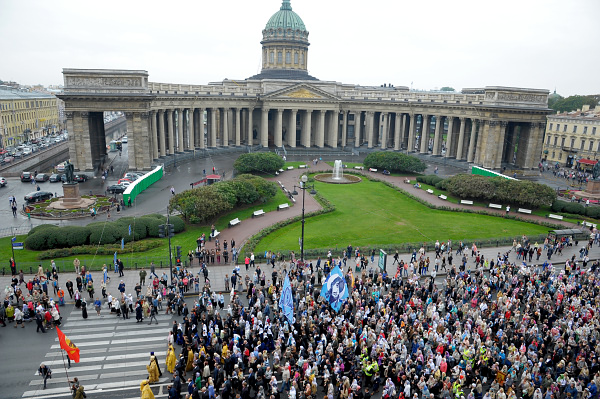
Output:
[47, 182, 95, 210]
[572, 180, 600, 200]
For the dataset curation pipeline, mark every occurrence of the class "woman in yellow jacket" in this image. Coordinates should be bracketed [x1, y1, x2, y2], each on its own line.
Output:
[140, 380, 155, 399]
[166, 345, 176, 374]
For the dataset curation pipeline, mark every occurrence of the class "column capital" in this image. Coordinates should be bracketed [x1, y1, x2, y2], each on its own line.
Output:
[290, 109, 298, 113]
[459, 116, 466, 122]
[501, 121, 509, 128]
[277, 109, 284, 114]
[262, 108, 269, 113]
[141, 112, 150, 119]
[489, 120, 499, 127]
[320, 109, 326, 114]
[65, 111, 74, 119]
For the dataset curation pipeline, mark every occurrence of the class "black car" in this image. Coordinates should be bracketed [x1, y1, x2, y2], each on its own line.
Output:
[21, 172, 33, 182]
[107, 184, 127, 194]
[35, 173, 50, 182]
[24, 191, 53, 203]
[74, 174, 88, 182]
[49, 174, 62, 183]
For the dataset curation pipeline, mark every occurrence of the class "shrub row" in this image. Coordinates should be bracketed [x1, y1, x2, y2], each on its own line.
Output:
[551, 200, 600, 219]
[25, 214, 184, 251]
[170, 174, 277, 224]
[444, 174, 556, 208]
[38, 240, 163, 260]
[233, 152, 284, 174]
[363, 152, 426, 173]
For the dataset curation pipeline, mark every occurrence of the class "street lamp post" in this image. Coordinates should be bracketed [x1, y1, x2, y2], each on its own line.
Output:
[293, 175, 316, 264]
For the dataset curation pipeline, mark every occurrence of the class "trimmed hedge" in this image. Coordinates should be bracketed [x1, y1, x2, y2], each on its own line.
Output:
[38, 240, 162, 260]
[364, 152, 426, 173]
[552, 200, 600, 219]
[233, 152, 284, 174]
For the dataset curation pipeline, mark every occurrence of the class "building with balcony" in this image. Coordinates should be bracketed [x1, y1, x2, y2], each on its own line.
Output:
[542, 105, 600, 167]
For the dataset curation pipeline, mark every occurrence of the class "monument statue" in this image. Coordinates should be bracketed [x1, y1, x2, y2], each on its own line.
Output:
[65, 160, 75, 184]
[593, 161, 600, 180]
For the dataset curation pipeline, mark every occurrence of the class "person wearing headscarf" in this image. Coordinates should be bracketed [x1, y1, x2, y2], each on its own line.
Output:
[166, 344, 176, 374]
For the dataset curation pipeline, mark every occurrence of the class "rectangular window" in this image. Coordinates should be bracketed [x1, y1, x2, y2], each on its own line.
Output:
[594, 127, 597, 135]
[300, 53, 304, 65]
[294, 53, 298, 64]
[590, 141, 594, 151]
[549, 123, 553, 131]
[563, 124, 567, 132]
[277, 52, 282, 64]
[553, 136, 557, 146]
[581, 139, 585, 150]
[559, 152, 562, 160]
[573, 125, 578, 133]
[269, 52, 274, 63]
[571, 138, 576, 148]
[557, 124, 560, 132]
[584, 126, 588, 134]
[286, 52, 291, 64]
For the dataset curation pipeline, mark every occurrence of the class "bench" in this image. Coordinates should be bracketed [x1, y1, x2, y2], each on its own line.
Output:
[426, 189, 434, 194]
[489, 203, 502, 209]
[460, 200, 474, 205]
[299, 165, 307, 169]
[582, 221, 597, 228]
[277, 180, 283, 187]
[518, 208, 532, 214]
[275, 171, 279, 175]
[287, 166, 294, 170]
[439, 194, 447, 200]
[228, 218, 241, 227]
[354, 166, 364, 170]
[290, 197, 296, 203]
[208, 230, 220, 241]
[278, 169, 284, 173]
[369, 168, 378, 172]
[548, 214, 564, 220]
[277, 203, 290, 211]
[252, 209, 265, 218]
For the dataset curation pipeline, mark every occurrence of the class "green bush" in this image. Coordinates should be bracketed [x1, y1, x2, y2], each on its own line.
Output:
[364, 152, 426, 173]
[61, 226, 92, 247]
[28, 224, 58, 237]
[551, 201, 566, 213]
[585, 206, 600, 219]
[435, 179, 448, 190]
[170, 215, 185, 233]
[562, 202, 585, 215]
[233, 152, 284, 174]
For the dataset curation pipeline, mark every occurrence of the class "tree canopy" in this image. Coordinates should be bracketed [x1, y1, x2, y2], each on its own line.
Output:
[550, 94, 599, 113]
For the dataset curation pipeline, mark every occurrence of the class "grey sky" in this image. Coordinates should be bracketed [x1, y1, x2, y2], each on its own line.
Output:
[1, 0, 598, 96]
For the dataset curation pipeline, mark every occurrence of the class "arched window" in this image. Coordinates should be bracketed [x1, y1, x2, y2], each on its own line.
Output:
[269, 52, 274, 64]
[294, 52, 299, 64]
[277, 52, 283, 64]
[286, 52, 291, 64]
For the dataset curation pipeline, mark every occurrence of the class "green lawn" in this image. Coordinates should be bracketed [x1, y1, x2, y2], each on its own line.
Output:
[254, 178, 549, 253]
[1, 190, 291, 272]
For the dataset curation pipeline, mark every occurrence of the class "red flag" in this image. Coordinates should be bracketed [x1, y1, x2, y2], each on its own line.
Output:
[56, 326, 80, 363]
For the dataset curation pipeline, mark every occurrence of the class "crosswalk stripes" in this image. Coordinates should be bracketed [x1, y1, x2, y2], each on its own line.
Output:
[22, 310, 175, 399]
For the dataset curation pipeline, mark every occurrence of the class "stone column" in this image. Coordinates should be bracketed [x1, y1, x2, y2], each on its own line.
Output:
[316, 110, 325, 148]
[166, 109, 174, 155]
[274, 109, 283, 147]
[420, 115, 430, 154]
[127, 112, 137, 169]
[158, 110, 166, 156]
[445, 117, 455, 158]
[492, 121, 509, 169]
[354, 111, 361, 147]
[432, 115, 443, 156]
[221, 108, 229, 147]
[210, 108, 217, 147]
[366, 111, 375, 148]
[235, 108, 241, 146]
[341, 112, 348, 148]
[303, 110, 312, 147]
[260, 108, 269, 147]
[139, 112, 151, 169]
[466, 118, 477, 163]
[455, 117, 466, 160]
[394, 113, 402, 151]
[150, 111, 158, 159]
[407, 113, 416, 152]
[380, 113, 388, 149]
[177, 109, 184, 152]
[247, 108, 254, 147]
[288, 109, 297, 148]
[522, 122, 541, 169]
[65, 112, 78, 167]
[329, 111, 338, 148]
[187, 108, 194, 151]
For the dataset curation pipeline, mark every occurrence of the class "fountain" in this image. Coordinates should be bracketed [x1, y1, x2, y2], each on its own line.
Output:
[314, 159, 361, 184]
[332, 160, 344, 180]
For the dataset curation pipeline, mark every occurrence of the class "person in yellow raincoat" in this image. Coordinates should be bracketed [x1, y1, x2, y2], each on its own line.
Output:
[166, 345, 176, 374]
[146, 353, 160, 383]
[140, 380, 155, 399]
[186, 347, 194, 372]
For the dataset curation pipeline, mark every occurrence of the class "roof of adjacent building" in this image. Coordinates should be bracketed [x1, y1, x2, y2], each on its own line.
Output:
[0, 87, 56, 100]
[264, 0, 306, 32]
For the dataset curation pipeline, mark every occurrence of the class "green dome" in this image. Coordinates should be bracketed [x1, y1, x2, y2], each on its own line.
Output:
[265, 0, 306, 31]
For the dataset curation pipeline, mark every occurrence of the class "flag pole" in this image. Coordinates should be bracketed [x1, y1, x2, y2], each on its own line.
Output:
[60, 349, 72, 394]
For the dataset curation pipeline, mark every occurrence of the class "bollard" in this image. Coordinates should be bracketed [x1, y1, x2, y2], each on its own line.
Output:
[135, 263, 138, 269]
[57, 265, 60, 273]
[497, 241, 499, 247]
[1, 267, 4, 276]
[160, 261, 163, 268]
[30, 266, 33, 274]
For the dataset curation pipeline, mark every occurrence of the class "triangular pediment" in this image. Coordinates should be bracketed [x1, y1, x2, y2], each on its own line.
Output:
[264, 84, 340, 101]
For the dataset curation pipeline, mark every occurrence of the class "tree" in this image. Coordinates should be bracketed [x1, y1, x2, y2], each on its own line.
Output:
[551, 95, 599, 113]
[364, 152, 426, 173]
[440, 87, 455, 92]
[233, 152, 284, 174]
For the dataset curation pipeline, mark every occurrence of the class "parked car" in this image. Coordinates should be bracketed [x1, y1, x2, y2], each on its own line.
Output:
[49, 174, 62, 183]
[121, 136, 128, 143]
[21, 172, 33, 182]
[117, 178, 131, 185]
[24, 191, 53, 203]
[35, 173, 50, 182]
[107, 184, 127, 194]
[74, 174, 88, 182]
[0, 177, 6, 187]
[13, 150, 23, 158]
[56, 162, 66, 172]
[2, 156, 14, 164]
[123, 173, 141, 181]
[22, 147, 32, 156]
